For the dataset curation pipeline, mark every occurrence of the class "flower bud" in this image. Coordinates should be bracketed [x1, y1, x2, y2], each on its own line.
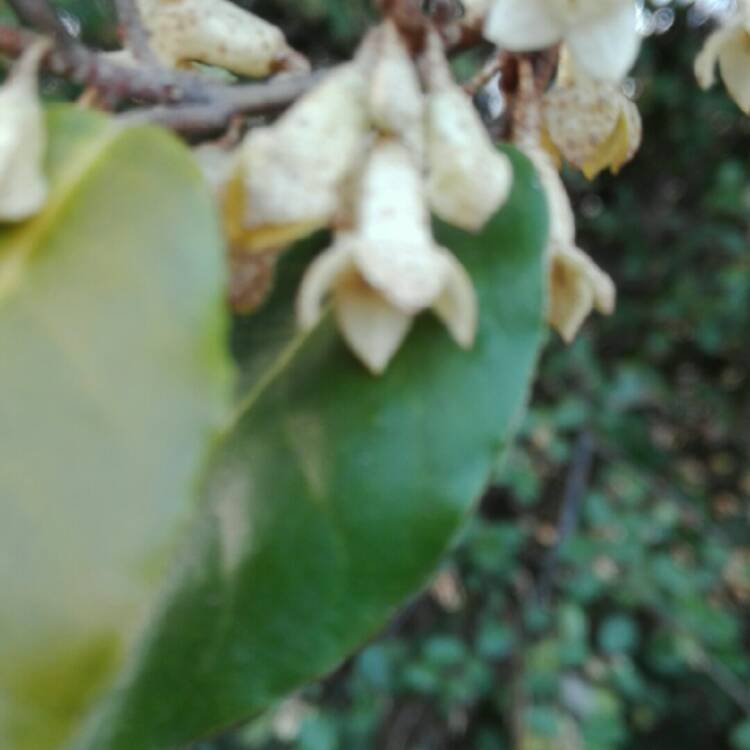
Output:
[137, 0, 308, 76]
[695, 6, 750, 114]
[233, 63, 370, 251]
[0, 43, 49, 222]
[542, 70, 641, 179]
[423, 31, 512, 231]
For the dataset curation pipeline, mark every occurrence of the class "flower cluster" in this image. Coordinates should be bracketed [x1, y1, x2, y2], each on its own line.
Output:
[225, 23, 512, 373]
[0, 0, 657, 372]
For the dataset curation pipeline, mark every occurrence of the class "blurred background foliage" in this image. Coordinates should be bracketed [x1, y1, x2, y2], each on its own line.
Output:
[3, 0, 747, 747]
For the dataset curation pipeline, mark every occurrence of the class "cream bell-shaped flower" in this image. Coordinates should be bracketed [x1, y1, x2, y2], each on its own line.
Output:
[484, 0, 639, 82]
[542, 58, 641, 179]
[297, 140, 478, 374]
[695, 0, 750, 113]
[422, 30, 512, 231]
[526, 145, 615, 342]
[0, 43, 49, 222]
[136, 0, 308, 76]
[230, 63, 370, 252]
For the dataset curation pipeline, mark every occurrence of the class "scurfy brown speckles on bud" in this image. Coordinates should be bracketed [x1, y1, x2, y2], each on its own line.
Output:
[135, 0, 308, 76]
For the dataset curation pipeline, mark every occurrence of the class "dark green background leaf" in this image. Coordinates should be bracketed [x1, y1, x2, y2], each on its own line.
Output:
[75, 147, 547, 749]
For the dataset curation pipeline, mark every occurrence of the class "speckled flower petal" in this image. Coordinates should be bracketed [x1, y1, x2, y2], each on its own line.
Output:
[542, 80, 621, 169]
[542, 77, 641, 179]
[239, 64, 370, 235]
[137, 0, 308, 75]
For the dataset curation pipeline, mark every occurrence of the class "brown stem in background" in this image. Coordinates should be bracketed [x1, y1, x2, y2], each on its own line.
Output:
[113, 0, 158, 64]
[0, 23, 320, 131]
[118, 71, 324, 133]
[500, 47, 560, 142]
[0, 23, 211, 102]
[375, 0, 463, 52]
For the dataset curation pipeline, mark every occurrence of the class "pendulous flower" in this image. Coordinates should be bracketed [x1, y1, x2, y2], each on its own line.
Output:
[695, 0, 750, 113]
[423, 30, 512, 231]
[136, 0, 308, 76]
[0, 43, 49, 222]
[216, 19, 512, 371]
[297, 140, 477, 374]
[484, 0, 640, 82]
[526, 143, 615, 342]
[541, 51, 641, 179]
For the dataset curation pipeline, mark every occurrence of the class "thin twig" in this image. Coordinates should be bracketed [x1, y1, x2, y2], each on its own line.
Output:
[113, 0, 158, 64]
[537, 431, 595, 604]
[0, 23, 319, 122]
[118, 71, 324, 133]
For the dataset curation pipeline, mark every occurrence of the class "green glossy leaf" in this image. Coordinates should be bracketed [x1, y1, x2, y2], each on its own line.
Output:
[75, 147, 547, 749]
[0, 106, 232, 750]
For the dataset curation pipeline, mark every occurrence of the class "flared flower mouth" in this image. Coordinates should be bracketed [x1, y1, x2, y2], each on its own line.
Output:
[297, 139, 478, 374]
[548, 243, 616, 342]
[213, 19, 516, 372]
[519, 114, 616, 343]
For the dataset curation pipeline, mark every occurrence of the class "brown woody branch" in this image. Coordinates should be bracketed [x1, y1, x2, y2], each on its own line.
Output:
[0, 23, 214, 102]
[0, 22, 320, 132]
[118, 71, 325, 133]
